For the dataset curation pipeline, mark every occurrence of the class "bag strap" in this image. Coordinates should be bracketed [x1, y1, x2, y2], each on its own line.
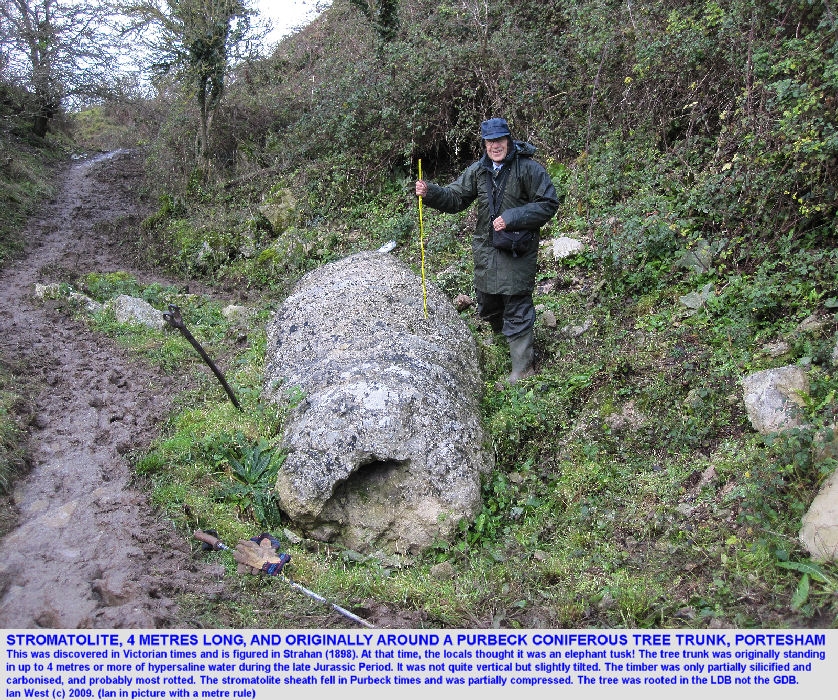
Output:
[486, 165, 512, 220]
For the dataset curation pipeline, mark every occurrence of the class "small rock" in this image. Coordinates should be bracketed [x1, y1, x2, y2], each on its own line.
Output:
[106, 295, 165, 331]
[797, 314, 826, 333]
[34, 283, 61, 300]
[68, 292, 102, 313]
[282, 528, 303, 545]
[222, 305, 252, 324]
[551, 237, 584, 259]
[533, 550, 548, 562]
[542, 310, 557, 328]
[258, 190, 297, 233]
[341, 549, 366, 563]
[194, 240, 214, 270]
[676, 503, 694, 517]
[453, 294, 473, 311]
[679, 282, 715, 311]
[812, 425, 838, 463]
[43, 500, 78, 528]
[761, 341, 790, 358]
[430, 561, 456, 580]
[675, 607, 698, 620]
[698, 465, 716, 487]
[374, 552, 409, 569]
[742, 365, 809, 435]
[605, 400, 646, 432]
[561, 318, 592, 338]
[597, 591, 615, 610]
[377, 240, 397, 253]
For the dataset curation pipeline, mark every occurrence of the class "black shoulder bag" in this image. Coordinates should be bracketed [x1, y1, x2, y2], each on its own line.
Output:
[486, 167, 535, 258]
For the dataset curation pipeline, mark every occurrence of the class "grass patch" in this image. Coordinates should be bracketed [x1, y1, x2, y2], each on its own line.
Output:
[0, 362, 32, 494]
[0, 139, 61, 265]
[65, 195, 838, 628]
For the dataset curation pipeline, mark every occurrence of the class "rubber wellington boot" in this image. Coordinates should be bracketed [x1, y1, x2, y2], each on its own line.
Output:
[507, 329, 535, 384]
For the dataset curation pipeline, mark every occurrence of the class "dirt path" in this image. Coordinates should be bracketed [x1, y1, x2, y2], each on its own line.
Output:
[0, 151, 214, 628]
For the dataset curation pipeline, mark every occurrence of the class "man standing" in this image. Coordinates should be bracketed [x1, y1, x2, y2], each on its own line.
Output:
[416, 118, 559, 383]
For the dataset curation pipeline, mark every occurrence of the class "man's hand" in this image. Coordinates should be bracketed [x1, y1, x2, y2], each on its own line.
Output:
[415, 180, 428, 197]
[493, 216, 507, 231]
[233, 538, 290, 576]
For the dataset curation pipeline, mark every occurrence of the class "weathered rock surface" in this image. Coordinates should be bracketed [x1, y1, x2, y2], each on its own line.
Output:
[105, 294, 164, 331]
[605, 400, 646, 432]
[549, 236, 584, 260]
[34, 282, 61, 300]
[800, 467, 838, 562]
[222, 304, 252, 325]
[678, 282, 715, 312]
[742, 365, 809, 434]
[259, 189, 296, 233]
[263, 251, 493, 553]
[68, 292, 103, 313]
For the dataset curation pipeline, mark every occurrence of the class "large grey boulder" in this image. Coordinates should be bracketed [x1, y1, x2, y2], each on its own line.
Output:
[263, 251, 493, 553]
[742, 365, 809, 434]
[800, 468, 838, 562]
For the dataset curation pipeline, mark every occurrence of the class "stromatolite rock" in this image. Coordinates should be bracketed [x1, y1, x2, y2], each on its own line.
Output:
[263, 251, 493, 553]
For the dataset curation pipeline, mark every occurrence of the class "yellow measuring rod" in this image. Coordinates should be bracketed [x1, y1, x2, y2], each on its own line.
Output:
[418, 159, 428, 318]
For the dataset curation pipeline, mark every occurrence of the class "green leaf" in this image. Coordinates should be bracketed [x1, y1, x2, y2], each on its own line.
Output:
[790, 574, 810, 611]
[777, 560, 835, 586]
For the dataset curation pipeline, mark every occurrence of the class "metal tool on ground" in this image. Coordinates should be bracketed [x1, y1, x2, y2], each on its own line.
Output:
[418, 159, 428, 318]
[194, 530, 375, 629]
[163, 304, 242, 411]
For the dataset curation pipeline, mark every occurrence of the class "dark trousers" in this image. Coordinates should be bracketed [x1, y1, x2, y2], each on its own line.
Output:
[476, 290, 535, 338]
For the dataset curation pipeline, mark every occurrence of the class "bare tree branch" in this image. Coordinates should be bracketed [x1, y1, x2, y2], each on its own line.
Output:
[1, 0, 128, 136]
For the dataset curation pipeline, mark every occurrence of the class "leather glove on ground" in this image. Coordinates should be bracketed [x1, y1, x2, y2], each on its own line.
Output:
[233, 538, 291, 576]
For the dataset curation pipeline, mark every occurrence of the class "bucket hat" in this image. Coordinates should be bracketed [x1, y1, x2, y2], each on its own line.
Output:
[481, 118, 511, 140]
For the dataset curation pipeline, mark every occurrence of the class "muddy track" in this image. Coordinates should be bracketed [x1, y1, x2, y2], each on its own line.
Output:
[0, 151, 218, 628]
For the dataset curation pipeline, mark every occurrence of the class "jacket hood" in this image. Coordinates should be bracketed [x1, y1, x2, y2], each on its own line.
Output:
[513, 140, 537, 157]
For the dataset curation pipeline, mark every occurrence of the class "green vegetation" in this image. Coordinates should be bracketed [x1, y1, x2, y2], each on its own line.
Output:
[0, 363, 30, 495]
[0, 78, 61, 264]
[2, 0, 836, 626]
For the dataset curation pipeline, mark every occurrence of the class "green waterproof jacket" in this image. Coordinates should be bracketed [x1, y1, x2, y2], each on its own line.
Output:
[423, 140, 559, 295]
